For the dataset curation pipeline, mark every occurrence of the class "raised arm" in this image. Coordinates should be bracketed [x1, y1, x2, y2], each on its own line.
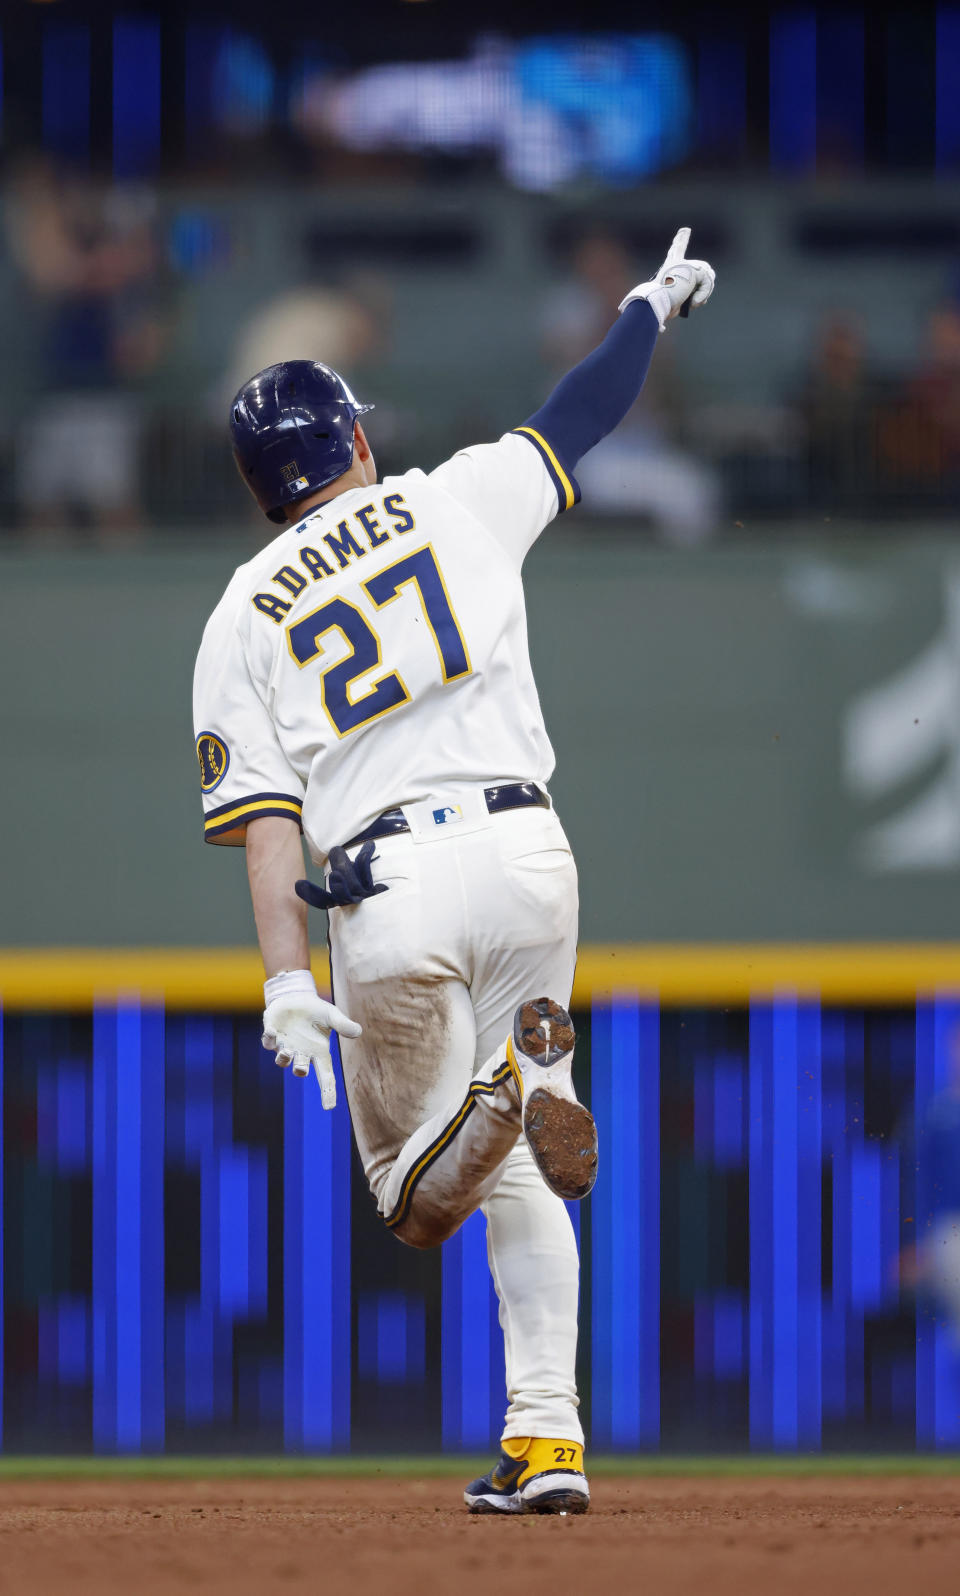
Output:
[522, 226, 715, 480]
[427, 229, 716, 565]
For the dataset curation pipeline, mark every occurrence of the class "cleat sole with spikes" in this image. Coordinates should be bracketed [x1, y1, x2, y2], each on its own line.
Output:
[526, 1488, 591, 1515]
[513, 998, 598, 1201]
[524, 1090, 598, 1200]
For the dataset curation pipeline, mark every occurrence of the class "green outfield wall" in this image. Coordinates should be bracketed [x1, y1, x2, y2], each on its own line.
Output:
[1, 526, 957, 946]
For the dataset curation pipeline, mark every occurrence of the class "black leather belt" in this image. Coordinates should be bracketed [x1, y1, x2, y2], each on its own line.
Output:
[344, 782, 549, 848]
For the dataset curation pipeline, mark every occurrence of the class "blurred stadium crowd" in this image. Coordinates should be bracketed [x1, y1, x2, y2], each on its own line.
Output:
[6, 154, 960, 547]
[0, 3, 959, 543]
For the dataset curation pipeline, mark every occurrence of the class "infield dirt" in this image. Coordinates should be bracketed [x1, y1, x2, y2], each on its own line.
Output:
[0, 1475, 958, 1594]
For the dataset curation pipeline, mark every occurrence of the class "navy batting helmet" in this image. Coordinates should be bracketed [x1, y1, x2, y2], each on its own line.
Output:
[229, 360, 374, 524]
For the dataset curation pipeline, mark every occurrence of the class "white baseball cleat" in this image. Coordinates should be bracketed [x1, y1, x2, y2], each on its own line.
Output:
[508, 997, 598, 1200]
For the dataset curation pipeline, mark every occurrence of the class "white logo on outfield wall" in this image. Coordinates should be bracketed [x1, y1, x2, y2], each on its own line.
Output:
[844, 566, 960, 872]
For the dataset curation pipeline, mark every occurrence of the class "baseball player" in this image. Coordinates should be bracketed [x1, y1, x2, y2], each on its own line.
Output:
[194, 229, 715, 1511]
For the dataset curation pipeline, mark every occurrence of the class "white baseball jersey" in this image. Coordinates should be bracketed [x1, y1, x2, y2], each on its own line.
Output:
[193, 429, 580, 860]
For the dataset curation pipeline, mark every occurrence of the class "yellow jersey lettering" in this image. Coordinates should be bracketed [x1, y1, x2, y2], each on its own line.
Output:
[300, 545, 336, 581]
[356, 503, 390, 549]
[323, 520, 368, 569]
[383, 492, 415, 535]
[253, 592, 292, 623]
[273, 565, 308, 598]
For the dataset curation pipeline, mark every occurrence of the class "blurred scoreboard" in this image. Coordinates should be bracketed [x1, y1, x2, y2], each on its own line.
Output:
[1, 949, 960, 1454]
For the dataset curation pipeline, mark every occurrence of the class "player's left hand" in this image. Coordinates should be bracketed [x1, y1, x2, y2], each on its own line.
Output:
[618, 226, 715, 331]
[262, 969, 362, 1109]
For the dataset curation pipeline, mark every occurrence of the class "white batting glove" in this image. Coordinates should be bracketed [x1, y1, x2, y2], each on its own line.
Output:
[618, 226, 715, 332]
[261, 969, 362, 1110]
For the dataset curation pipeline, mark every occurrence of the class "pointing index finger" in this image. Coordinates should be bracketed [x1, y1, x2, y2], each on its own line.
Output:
[669, 226, 691, 260]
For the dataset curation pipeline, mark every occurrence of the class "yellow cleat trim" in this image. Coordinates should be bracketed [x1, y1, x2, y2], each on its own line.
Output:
[501, 1437, 585, 1479]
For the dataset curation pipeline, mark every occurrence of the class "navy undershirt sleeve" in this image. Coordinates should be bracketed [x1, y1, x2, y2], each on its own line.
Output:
[521, 298, 659, 478]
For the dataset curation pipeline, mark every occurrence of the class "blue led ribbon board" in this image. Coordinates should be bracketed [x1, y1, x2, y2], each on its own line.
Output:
[0, 998, 956, 1452]
[284, 1043, 351, 1450]
[43, 24, 91, 163]
[769, 12, 817, 171]
[441, 1210, 501, 1450]
[113, 20, 162, 178]
[914, 997, 960, 1448]
[748, 998, 822, 1449]
[936, 7, 960, 168]
[92, 1001, 165, 1452]
[591, 996, 660, 1448]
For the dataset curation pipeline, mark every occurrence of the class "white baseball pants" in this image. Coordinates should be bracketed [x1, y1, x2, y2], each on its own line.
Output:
[327, 794, 583, 1445]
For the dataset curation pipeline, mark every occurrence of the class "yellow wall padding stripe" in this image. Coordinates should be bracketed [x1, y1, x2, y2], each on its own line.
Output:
[512, 427, 576, 510]
[0, 949, 310, 1010]
[1, 945, 959, 1011]
[573, 944, 960, 1005]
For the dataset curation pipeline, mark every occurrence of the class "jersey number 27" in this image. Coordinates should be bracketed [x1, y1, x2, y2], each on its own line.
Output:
[285, 544, 471, 738]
